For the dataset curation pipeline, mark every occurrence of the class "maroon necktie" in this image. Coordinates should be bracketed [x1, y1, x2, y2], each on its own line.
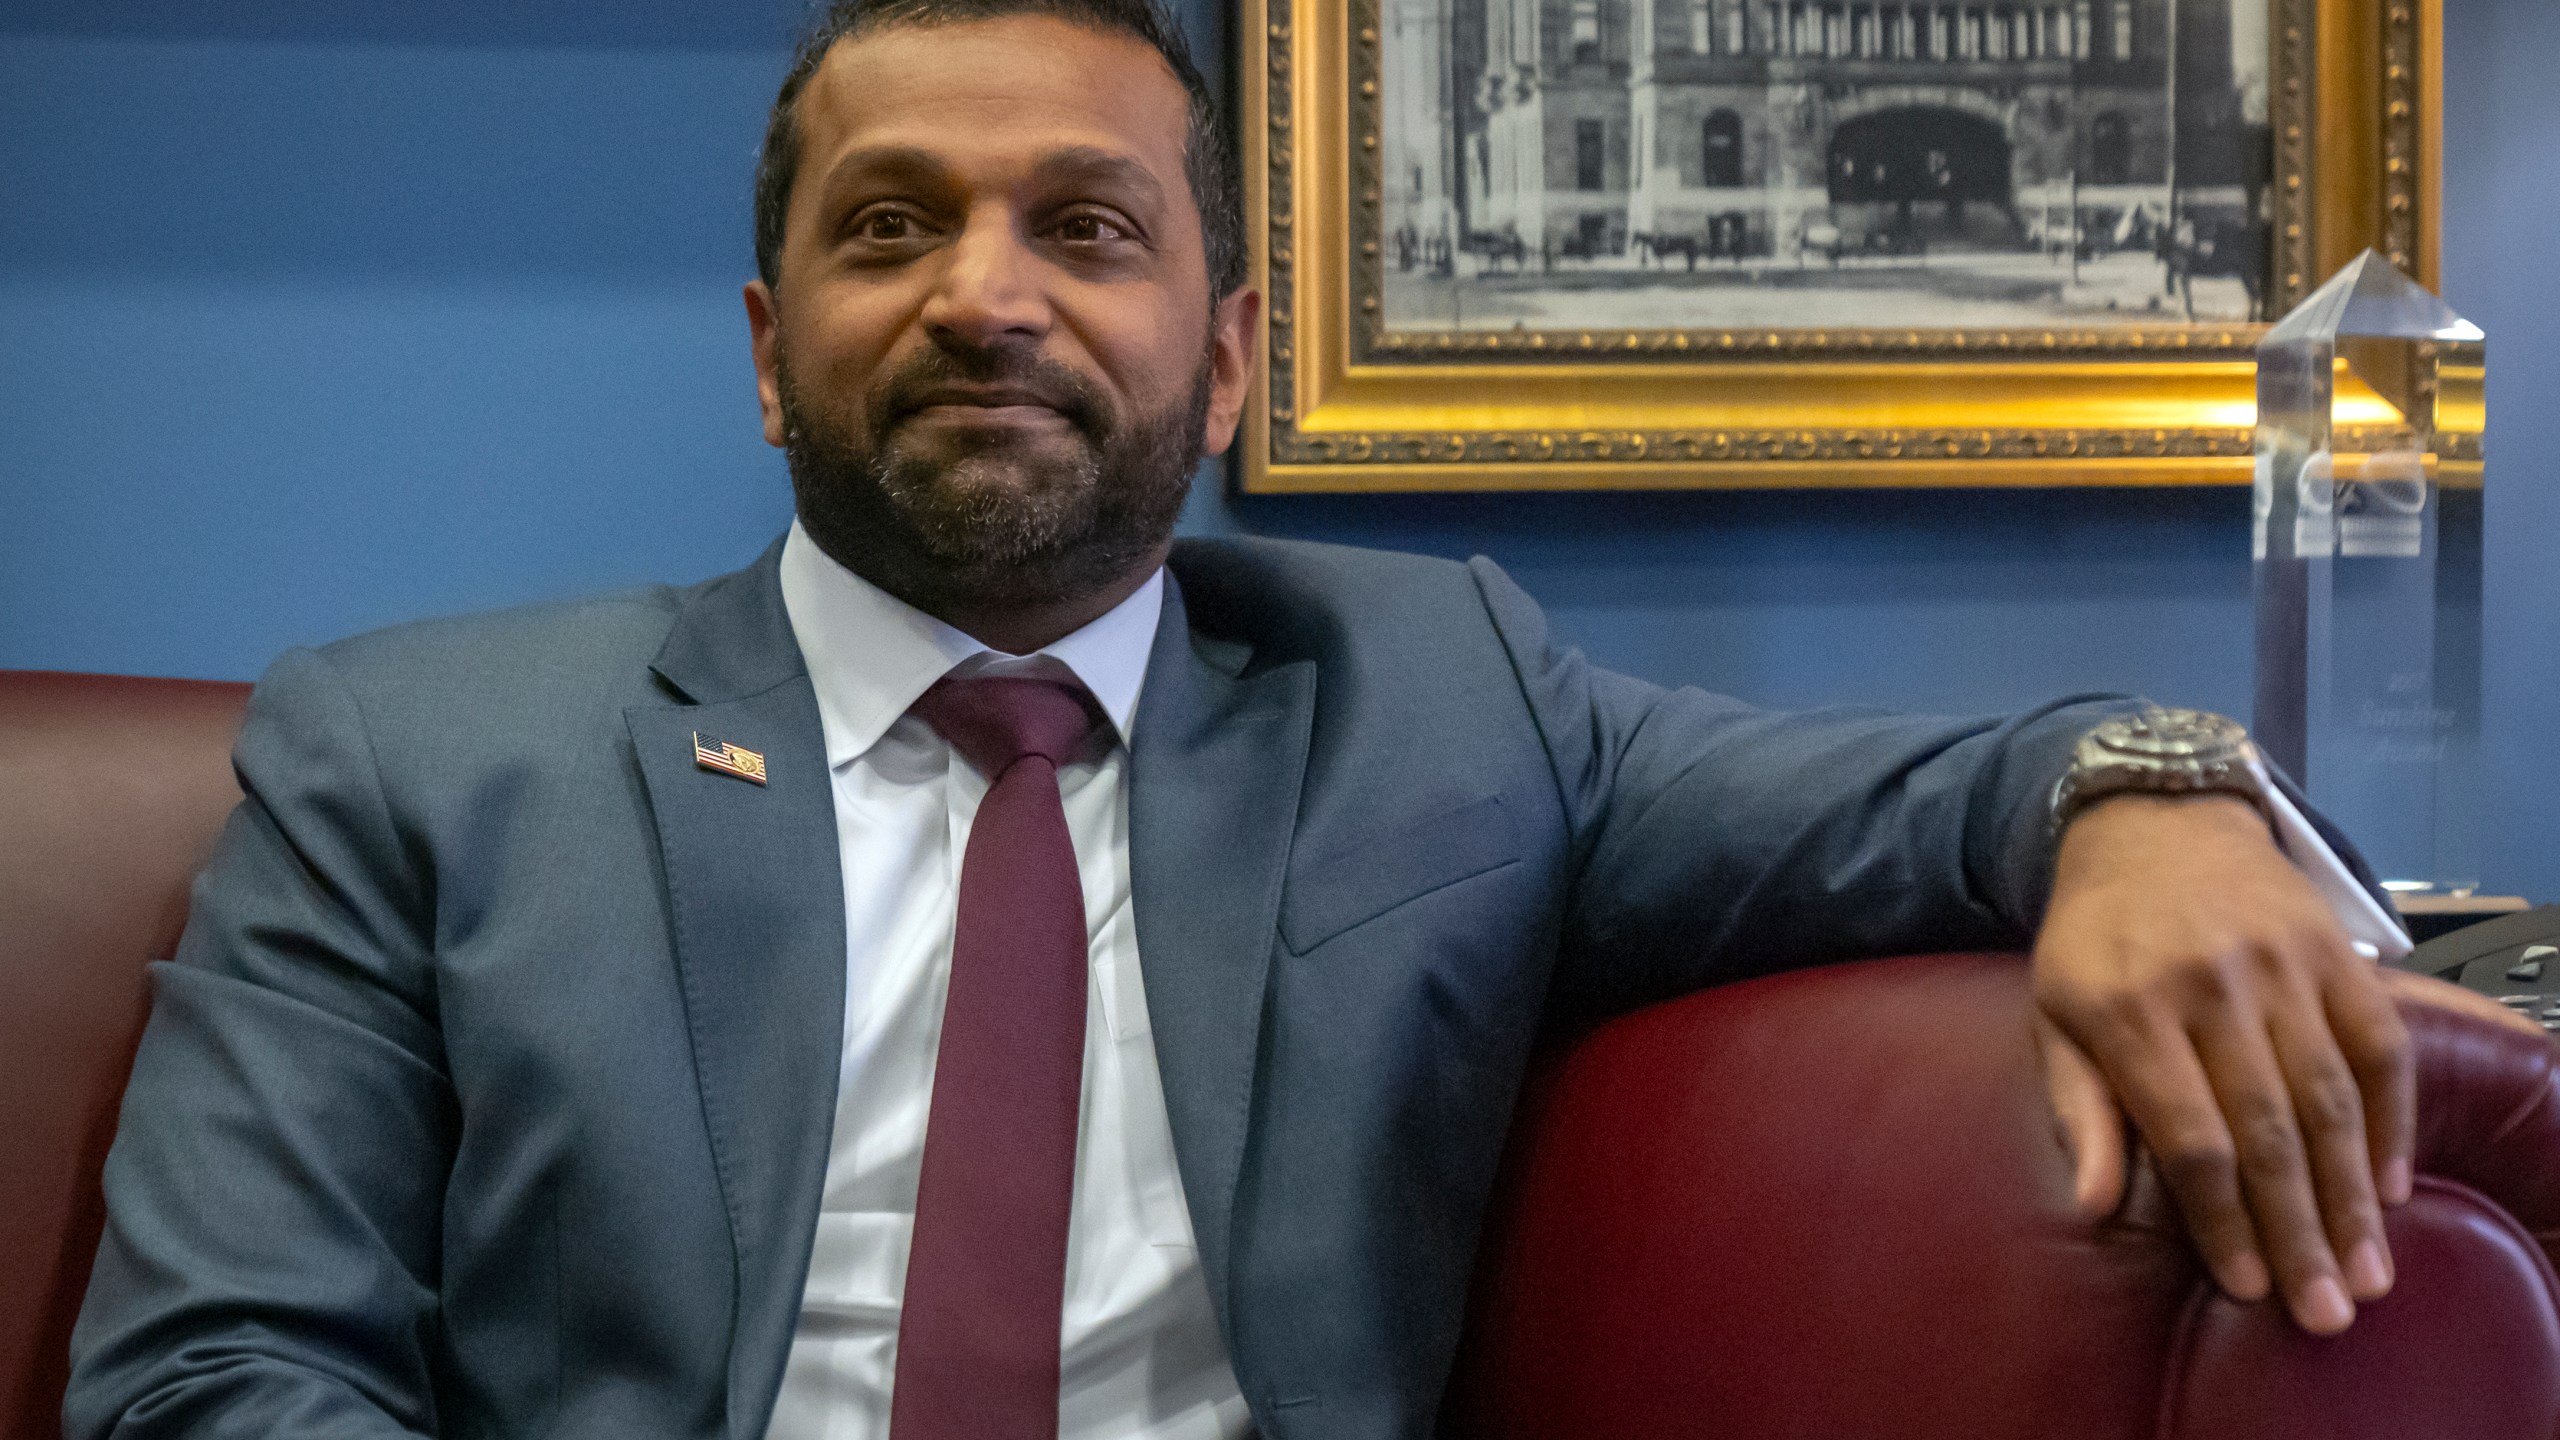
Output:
[890, 674, 1103, 1440]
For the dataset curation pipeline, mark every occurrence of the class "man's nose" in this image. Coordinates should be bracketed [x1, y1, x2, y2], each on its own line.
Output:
[920, 209, 1051, 351]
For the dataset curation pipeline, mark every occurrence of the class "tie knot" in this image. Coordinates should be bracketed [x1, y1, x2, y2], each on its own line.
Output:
[912, 673, 1104, 777]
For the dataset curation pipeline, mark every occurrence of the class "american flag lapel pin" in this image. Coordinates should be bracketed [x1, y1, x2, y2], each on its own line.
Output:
[692, 732, 769, 786]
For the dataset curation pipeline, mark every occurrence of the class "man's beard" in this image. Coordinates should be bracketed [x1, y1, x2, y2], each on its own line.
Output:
[777, 334, 1209, 614]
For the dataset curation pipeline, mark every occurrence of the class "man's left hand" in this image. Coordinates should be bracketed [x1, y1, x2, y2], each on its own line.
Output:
[2030, 792, 2542, 1336]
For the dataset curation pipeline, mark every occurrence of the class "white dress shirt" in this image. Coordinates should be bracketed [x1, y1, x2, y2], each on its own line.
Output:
[2267, 787, 2413, 961]
[766, 522, 1251, 1440]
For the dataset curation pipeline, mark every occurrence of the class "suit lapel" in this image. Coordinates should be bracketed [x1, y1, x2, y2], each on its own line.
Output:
[1127, 575, 1315, 1337]
[625, 547, 847, 1440]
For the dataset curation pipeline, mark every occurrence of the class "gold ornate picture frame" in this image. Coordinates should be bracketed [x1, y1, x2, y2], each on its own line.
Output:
[1240, 0, 2442, 491]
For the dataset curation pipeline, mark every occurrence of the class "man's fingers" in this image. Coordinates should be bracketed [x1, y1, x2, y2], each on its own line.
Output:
[2190, 1003, 2354, 1334]
[2330, 967, 2418, 1207]
[2037, 1016, 2126, 1216]
[2065, 1002, 2271, 1303]
[2265, 992, 2393, 1304]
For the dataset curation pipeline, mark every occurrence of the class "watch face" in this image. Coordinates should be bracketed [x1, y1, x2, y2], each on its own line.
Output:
[2056, 708, 2268, 832]
[2087, 708, 2255, 766]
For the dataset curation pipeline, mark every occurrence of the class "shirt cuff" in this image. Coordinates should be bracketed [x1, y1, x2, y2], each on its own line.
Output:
[2265, 784, 2413, 963]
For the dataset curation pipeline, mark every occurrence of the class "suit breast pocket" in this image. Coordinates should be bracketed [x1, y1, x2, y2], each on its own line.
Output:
[1279, 792, 1520, 955]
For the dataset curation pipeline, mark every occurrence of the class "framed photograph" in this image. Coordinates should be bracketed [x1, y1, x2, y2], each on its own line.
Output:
[1240, 0, 2444, 491]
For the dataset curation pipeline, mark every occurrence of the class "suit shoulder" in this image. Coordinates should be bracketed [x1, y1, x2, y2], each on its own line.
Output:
[1167, 536, 1481, 628]
[307, 582, 688, 692]
[1164, 535, 1540, 690]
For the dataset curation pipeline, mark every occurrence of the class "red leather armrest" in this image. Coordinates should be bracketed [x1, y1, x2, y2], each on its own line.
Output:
[0, 671, 251, 1440]
[1451, 953, 2560, 1440]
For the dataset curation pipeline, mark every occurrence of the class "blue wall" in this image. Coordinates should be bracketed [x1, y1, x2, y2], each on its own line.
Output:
[1, 0, 2549, 897]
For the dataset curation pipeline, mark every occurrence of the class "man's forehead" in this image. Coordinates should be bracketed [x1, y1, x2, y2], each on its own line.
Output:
[796, 16, 1192, 182]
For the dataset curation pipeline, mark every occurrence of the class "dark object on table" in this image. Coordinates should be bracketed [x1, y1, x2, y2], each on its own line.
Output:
[2400, 905, 2560, 1033]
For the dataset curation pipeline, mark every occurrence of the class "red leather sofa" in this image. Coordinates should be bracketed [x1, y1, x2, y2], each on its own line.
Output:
[5, 669, 2557, 1439]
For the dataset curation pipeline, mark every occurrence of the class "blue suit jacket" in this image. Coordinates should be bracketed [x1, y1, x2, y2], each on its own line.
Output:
[71, 536, 2146, 1439]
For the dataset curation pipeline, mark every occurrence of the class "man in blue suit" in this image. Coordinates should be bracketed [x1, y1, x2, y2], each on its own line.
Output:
[68, 2, 2511, 1437]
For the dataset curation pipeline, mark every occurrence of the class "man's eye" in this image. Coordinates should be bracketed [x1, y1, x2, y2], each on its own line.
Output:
[856, 211, 915, 241]
[1054, 213, 1129, 244]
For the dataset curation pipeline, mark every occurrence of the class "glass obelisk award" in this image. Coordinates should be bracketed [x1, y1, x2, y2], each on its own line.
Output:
[2253, 250, 2487, 895]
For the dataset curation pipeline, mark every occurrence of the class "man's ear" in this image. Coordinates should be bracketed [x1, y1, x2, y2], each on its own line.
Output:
[745, 280, 788, 450]
[1199, 285, 1263, 458]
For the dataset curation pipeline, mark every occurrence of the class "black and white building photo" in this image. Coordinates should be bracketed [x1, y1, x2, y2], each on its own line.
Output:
[1379, 0, 2273, 331]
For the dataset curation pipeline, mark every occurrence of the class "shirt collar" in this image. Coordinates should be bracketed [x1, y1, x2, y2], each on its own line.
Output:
[776, 519, 1163, 769]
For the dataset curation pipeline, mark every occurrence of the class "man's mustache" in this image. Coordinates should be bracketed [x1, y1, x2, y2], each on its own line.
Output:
[870, 344, 1109, 441]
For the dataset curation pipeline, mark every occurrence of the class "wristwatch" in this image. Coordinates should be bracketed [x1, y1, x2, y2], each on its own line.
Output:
[2050, 707, 2279, 836]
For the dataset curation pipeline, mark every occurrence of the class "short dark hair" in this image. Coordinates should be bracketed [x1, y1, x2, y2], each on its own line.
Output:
[752, 0, 1244, 301]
